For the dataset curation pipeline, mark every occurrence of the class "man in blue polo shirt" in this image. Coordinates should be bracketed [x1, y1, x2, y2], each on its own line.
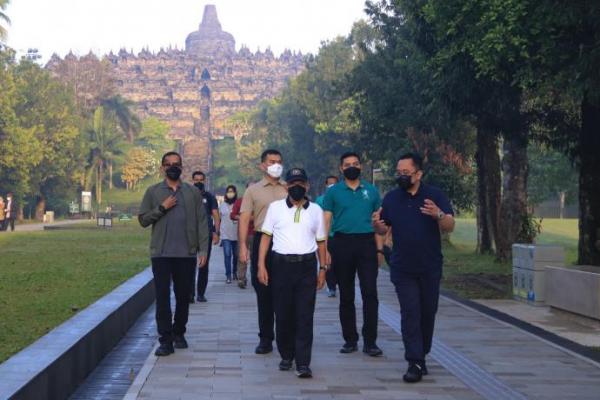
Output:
[373, 152, 455, 383]
[323, 152, 384, 357]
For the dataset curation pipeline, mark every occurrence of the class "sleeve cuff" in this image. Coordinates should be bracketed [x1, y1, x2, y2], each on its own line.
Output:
[260, 229, 273, 236]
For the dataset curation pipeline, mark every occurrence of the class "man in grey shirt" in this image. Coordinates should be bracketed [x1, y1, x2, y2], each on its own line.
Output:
[139, 151, 209, 356]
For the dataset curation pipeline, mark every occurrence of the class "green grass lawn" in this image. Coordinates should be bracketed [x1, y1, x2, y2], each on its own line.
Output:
[0, 221, 150, 362]
[103, 176, 159, 212]
[442, 218, 579, 299]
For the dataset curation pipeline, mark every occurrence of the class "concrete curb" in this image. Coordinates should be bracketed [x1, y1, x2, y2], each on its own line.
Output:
[122, 344, 159, 400]
[0, 267, 155, 400]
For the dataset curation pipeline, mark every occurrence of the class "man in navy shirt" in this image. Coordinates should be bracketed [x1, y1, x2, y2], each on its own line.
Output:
[373, 153, 455, 383]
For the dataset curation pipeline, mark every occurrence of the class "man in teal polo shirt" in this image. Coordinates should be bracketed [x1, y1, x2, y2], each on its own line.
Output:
[323, 152, 384, 357]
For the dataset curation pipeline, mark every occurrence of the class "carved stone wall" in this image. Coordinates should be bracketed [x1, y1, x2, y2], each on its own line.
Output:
[47, 4, 305, 178]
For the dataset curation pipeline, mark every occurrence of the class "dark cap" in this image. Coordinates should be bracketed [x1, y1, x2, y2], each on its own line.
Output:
[285, 167, 308, 183]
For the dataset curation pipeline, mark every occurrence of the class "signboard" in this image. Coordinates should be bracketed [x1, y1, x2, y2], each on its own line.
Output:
[69, 201, 80, 214]
[81, 191, 92, 212]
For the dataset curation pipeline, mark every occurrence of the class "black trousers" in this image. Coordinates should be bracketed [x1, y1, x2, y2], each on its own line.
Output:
[325, 239, 337, 291]
[151, 257, 195, 344]
[332, 232, 379, 345]
[271, 253, 317, 366]
[393, 270, 441, 363]
[251, 232, 275, 343]
[193, 242, 213, 298]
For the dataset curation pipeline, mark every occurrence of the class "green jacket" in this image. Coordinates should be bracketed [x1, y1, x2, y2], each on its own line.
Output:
[138, 181, 209, 258]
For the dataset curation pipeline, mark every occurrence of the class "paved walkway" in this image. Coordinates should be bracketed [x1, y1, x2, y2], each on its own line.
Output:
[8, 219, 89, 232]
[124, 249, 600, 400]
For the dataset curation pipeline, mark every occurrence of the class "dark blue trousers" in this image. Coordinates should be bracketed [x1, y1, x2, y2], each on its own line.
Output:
[393, 270, 441, 363]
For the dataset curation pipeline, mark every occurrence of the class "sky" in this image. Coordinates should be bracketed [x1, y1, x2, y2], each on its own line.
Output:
[4, 0, 369, 62]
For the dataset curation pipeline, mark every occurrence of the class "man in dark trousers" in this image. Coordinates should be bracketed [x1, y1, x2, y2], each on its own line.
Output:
[323, 152, 385, 357]
[257, 168, 327, 378]
[138, 152, 209, 356]
[373, 152, 455, 383]
[192, 171, 221, 303]
[238, 149, 287, 354]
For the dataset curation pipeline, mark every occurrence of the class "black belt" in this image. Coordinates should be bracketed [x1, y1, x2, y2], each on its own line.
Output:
[272, 252, 316, 263]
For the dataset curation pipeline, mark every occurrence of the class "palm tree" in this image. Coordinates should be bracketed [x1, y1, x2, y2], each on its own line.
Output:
[85, 106, 125, 207]
[101, 95, 141, 188]
[0, 0, 11, 42]
[102, 95, 141, 142]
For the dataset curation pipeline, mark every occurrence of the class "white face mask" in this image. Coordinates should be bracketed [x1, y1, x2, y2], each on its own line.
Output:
[266, 163, 283, 178]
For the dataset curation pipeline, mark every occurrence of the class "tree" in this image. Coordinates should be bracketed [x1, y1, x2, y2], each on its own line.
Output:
[121, 147, 156, 190]
[85, 106, 125, 207]
[0, 0, 10, 42]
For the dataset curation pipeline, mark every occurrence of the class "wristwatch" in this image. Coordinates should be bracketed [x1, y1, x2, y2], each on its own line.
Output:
[437, 210, 446, 220]
[319, 265, 329, 271]
[376, 249, 385, 255]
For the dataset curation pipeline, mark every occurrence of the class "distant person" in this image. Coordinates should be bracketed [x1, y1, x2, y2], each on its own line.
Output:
[4, 192, 16, 232]
[315, 175, 339, 297]
[231, 182, 254, 289]
[322, 152, 384, 357]
[372, 152, 455, 383]
[138, 151, 209, 356]
[258, 168, 327, 378]
[238, 149, 287, 354]
[192, 171, 221, 302]
[0, 196, 6, 231]
[219, 185, 239, 283]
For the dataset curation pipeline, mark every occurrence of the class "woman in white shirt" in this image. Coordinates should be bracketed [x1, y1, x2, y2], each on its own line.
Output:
[219, 185, 239, 283]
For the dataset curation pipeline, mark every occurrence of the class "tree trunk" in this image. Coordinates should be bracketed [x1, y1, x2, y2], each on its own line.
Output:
[497, 131, 529, 261]
[559, 191, 566, 219]
[475, 129, 501, 254]
[108, 161, 113, 190]
[35, 196, 46, 221]
[96, 161, 104, 207]
[578, 97, 600, 266]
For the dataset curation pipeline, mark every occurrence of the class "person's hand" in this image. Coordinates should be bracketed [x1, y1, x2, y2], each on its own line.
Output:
[198, 255, 207, 268]
[239, 244, 249, 264]
[258, 266, 269, 286]
[212, 232, 220, 245]
[371, 207, 387, 233]
[325, 249, 332, 266]
[420, 199, 441, 219]
[317, 269, 326, 290]
[377, 252, 385, 268]
[161, 195, 177, 210]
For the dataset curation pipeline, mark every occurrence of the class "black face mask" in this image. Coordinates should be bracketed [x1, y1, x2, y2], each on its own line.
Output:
[343, 166, 361, 180]
[288, 185, 307, 201]
[166, 166, 182, 181]
[194, 182, 205, 192]
[396, 175, 413, 190]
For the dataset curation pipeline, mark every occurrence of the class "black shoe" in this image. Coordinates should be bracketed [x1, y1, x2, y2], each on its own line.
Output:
[422, 360, 428, 376]
[173, 335, 188, 349]
[238, 281, 246, 289]
[189, 296, 195, 304]
[362, 344, 383, 357]
[255, 342, 273, 354]
[403, 363, 423, 383]
[279, 359, 293, 371]
[339, 342, 358, 354]
[295, 365, 312, 378]
[197, 295, 207, 302]
[155, 343, 174, 356]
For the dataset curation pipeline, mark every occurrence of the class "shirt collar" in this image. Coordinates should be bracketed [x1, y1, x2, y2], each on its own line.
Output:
[161, 180, 181, 191]
[286, 197, 310, 209]
[260, 177, 285, 187]
[343, 180, 365, 191]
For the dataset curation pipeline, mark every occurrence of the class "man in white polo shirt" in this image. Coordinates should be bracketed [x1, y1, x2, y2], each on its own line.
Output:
[257, 167, 328, 379]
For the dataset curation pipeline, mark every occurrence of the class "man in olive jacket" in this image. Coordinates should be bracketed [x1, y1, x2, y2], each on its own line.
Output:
[139, 151, 209, 356]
